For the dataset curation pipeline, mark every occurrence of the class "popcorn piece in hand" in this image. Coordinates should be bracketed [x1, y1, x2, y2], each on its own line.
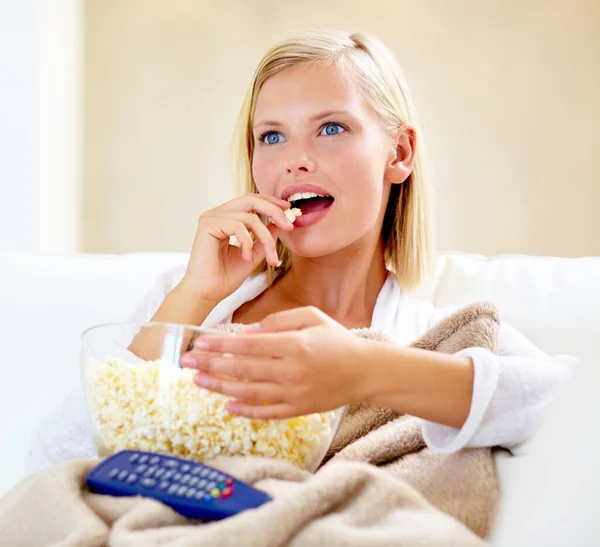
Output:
[284, 207, 302, 223]
[229, 208, 302, 248]
[229, 235, 243, 248]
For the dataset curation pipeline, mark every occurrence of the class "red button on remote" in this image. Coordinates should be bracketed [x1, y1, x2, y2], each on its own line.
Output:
[225, 478, 233, 487]
[221, 487, 233, 499]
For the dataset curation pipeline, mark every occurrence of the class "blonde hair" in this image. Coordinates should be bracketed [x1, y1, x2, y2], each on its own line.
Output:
[232, 29, 434, 290]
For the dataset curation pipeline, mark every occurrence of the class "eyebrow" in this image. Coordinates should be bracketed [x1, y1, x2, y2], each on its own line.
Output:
[253, 109, 352, 130]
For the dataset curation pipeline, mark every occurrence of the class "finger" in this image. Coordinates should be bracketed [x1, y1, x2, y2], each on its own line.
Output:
[192, 332, 295, 357]
[193, 372, 283, 403]
[213, 217, 254, 261]
[239, 212, 280, 266]
[182, 351, 285, 381]
[224, 211, 279, 266]
[255, 194, 292, 209]
[228, 193, 290, 209]
[222, 195, 294, 231]
[227, 401, 298, 420]
[230, 224, 254, 261]
[245, 306, 331, 333]
[251, 222, 280, 267]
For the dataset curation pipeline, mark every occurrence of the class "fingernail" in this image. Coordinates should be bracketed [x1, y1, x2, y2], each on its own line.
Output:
[195, 375, 210, 387]
[194, 338, 209, 350]
[180, 355, 195, 367]
[228, 403, 240, 414]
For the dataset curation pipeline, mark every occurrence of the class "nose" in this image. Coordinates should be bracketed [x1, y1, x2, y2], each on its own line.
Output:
[285, 146, 316, 174]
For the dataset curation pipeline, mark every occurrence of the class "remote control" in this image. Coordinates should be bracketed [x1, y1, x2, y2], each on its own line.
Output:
[86, 450, 272, 520]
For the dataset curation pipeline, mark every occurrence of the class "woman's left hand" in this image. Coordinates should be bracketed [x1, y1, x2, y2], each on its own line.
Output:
[180, 307, 370, 419]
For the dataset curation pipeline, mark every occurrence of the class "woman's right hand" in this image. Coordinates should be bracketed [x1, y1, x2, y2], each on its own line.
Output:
[179, 193, 295, 304]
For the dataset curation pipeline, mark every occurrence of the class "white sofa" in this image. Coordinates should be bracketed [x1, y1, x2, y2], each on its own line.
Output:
[0, 250, 598, 544]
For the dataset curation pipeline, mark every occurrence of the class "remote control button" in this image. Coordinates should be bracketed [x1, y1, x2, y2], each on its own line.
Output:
[204, 494, 213, 502]
[225, 477, 233, 487]
[208, 471, 218, 480]
[216, 473, 226, 482]
[108, 468, 119, 478]
[200, 469, 210, 477]
[145, 466, 157, 477]
[138, 455, 149, 464]
[206, 481, 217, 490]
[118, 470, 129, 481]
[154, 469, 165, 478]
[185, 488, 197, 498]
[191, 467, 202, 476]
[164, 460, 179, 469]
[135, 464, 148, 474]
[218, 482, 226, 490]
[210, 488, 220, 498]
[177, 486, 188, 496]
[181, 474, 191, 484]
[194, 491, 204, 500]
[220, 487, 233, 499]
[168, 485, 178, 495]
[163, 470, 174, 480]
[140, 478, 156, 487]
[126, 474, 138, 484]
[159, 481, 169, 490]
[128, 454, 139, 463]
[189, 477, 199, 487]
[173, 473, 182, 482]
[181, 464, 191, 473]
[198, 479, 208, 488]
[149, 456, 160, 465]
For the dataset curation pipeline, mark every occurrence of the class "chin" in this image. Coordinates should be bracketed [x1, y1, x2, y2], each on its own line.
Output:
[281, 236, 345, 260]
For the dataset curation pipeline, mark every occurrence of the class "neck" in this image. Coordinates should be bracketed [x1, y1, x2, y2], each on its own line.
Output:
[275, 238, 389, 328]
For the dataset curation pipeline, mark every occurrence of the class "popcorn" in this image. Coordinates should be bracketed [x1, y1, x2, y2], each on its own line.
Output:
[229, 208, 302, 248]
[284, 207, 302, 223]
[229, 236, 243, 248]
[85, 356, 335, 469]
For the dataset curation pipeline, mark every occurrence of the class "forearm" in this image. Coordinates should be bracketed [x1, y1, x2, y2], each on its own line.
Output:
[128, 281, 218, 361]
[360, 341, 475, 429]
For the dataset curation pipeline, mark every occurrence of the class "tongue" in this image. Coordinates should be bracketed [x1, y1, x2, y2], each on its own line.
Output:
[298, 197, 333, 215]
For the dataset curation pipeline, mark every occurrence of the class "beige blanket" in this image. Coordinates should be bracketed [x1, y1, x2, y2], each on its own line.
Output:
[0, 303, 500, 547]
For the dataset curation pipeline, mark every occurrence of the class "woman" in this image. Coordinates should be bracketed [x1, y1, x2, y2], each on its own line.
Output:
[126, 28, 574, 456]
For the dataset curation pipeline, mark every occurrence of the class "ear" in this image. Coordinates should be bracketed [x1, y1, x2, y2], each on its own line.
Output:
[384, 125, 417, 184]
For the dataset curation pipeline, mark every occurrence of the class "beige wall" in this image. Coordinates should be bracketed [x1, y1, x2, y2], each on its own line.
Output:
[82, 0, 600, 257]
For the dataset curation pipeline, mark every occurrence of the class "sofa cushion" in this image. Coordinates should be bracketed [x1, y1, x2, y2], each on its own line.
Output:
[415, 251, 600, 368]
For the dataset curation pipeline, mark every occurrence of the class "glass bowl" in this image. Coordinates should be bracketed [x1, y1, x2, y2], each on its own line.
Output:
[80, 321, 347, 472]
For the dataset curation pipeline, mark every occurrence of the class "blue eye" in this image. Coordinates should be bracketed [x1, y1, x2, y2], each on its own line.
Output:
[262, 132, 286, 145]
[321, 123, 345, 136]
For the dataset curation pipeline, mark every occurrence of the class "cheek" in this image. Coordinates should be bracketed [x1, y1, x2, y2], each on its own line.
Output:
[251, 151, 278, 194]
[331, 139, 387, 203]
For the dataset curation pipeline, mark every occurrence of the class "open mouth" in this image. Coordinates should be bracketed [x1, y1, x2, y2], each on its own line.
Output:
[287, 192, 335, 216]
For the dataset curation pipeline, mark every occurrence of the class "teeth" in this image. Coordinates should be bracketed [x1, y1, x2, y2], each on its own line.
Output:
[286, 191, 328, 203]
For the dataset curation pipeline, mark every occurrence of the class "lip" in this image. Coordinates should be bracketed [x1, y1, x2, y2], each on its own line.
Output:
[280, 183, 333, 202]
